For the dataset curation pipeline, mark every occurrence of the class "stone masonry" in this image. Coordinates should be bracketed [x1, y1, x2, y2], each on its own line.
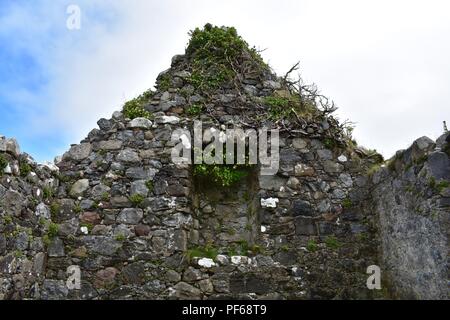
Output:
[0, 25, 448, 300]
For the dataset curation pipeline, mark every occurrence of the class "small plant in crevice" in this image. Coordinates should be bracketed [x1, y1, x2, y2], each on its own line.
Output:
[50, 202, 60, 219]
[3, 215, 13, 224]
[325, 236, 342, 250]
[436, 180, 450, 192]
[47, 222, 59, 239]
[367, 164, 382, 177]
[14, 250, 24, 258]
[429, 177, 449, 193]
[356, 232, 369, 242]
[0, 154, 7, 175]
[157, 73, 171, 91]
[428, 177, 436, 190]
[129, 194, 145, 207]
[193, 163, 250, 188]
[145, 180, 154, 192]
[228, 239, 261, 256]
[19, 162, 32, 177]
[186, 103, 204, 116]
[122, 90, 154, 120]
[323, 137, 337, 150]
[306, 239, 318, 252]
[43, 187, 53, 200]
[386, 152, 402, 172]
[443, 144, 450, 157]
[193, 146, 255, 188]
[342, 198, 353, 209]
[414, 154, 428, 166]
[80, 222, 94, 233]
[115, 234, 126, 242]
[42, 235, 51, 246]
[73, 204, 83, 214]
[57, 174, 71, 183]
[185, 244, 218, 262]
[101, 192, 110, 201]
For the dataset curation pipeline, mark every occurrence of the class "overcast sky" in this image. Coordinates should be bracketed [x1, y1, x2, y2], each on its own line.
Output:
[0, 0, 449, 162]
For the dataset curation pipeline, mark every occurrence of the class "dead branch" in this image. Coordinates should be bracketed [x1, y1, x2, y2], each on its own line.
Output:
[283, 61, 300, 82]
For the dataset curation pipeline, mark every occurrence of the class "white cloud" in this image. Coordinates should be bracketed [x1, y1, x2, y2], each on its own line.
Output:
[4, 0, 450, 159]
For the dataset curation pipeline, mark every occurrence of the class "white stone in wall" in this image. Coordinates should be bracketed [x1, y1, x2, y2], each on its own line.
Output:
[338, 155, 348, 163]
[157, 116, 180, 124]
[80, 226, 89, 235]
[128, 117, 153, 129]
[197, 258, 216, 268]
[35, 203, 50, 219]
[180, 133, 191, 149]
[3, 164, 12, 174]
[42, 161, 59, 172]
[261, 197, 279, 208]
[261, 226, 267, 233]
[215, 255, 229, 266]
[231, 256, 251, 265]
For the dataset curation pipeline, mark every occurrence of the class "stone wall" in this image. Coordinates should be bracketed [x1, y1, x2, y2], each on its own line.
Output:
[0, 109, 383, 299]
[0, 25, 449, 299]
[0, 136, 59, 299]
[370, 134, 450, 299]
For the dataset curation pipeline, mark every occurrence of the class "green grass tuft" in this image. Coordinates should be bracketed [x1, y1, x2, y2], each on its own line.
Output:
[306, 239, 318, 252]
[19, 162, 32, 177]
[325, 236, 342, 250]
[0, 154, 8, 175]
[129, 194, 145, 207]
[186, 244, 218, 262]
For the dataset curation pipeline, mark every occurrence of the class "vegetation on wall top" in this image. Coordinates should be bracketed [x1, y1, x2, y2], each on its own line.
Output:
[122, 90, 154, 120]
[185, 23, 268, 91]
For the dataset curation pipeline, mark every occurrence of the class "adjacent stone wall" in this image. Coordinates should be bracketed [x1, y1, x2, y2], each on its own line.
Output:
[370, 134, 450, 299]
[0, 136, 59, 299]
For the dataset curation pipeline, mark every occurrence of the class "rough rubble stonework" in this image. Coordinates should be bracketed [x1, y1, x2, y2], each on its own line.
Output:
[0, 26, 449, 300]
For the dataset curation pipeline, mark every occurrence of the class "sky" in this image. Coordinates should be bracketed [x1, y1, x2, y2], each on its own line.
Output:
[0, 0, 449, 163]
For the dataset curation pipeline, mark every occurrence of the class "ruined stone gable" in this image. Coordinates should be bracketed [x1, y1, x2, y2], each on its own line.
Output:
[0, 25, 448, 300]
